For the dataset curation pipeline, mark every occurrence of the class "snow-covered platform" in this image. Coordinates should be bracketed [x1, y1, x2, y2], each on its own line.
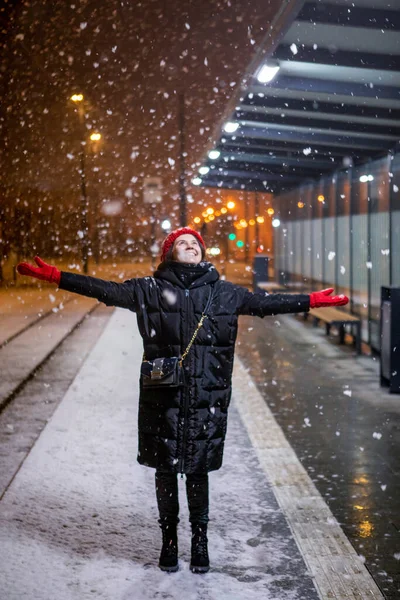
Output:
[0, 309, 383, 600]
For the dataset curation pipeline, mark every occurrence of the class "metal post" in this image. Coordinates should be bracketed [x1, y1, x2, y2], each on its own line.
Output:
[367, 178, 372, 347]
[389, 154, 393, 286]
[151, 203, 156, 271]
[178, 93, 186, 227]
[254, 191, 260, 251]
[79, 147, 89, 274]
[75, 100, 90, 275]
[244, 191, 249, 264]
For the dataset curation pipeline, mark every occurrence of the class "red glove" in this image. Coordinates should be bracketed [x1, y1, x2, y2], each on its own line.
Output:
[309, 288, 349, 308]
[17, 256, 61, 285]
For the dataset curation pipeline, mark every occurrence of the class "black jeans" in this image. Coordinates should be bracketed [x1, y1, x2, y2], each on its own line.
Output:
[155, 471, 209, 526]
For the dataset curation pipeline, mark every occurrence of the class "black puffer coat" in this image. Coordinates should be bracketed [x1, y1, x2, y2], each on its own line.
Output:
[60, 263, 310, 474]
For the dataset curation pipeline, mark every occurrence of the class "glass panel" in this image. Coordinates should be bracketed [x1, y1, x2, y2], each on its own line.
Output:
[303, 219, 312, 281]
[312, 218, 323, 284]
[392, 210, 400, 286]
[351, 214, 369, 328]
[324, 216, 336, 286]
[294, 221, 302, 277]
[337, 215, 351, 298]
[370, 212, 390, 350]
[287, 221, 294, 277]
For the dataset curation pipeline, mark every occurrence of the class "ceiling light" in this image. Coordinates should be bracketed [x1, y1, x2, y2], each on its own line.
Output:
[257, 63, 280, 84]
[223, 121, 239, 133]
[199, 166, 210, 175]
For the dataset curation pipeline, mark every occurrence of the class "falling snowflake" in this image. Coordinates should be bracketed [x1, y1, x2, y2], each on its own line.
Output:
[162, 289, 177, 305]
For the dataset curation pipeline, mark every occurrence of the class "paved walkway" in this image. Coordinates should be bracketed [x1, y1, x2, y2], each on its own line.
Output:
[0, 307, 383, 599]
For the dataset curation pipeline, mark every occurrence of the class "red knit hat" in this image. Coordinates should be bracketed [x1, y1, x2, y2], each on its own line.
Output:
[161, 227, 206, 262]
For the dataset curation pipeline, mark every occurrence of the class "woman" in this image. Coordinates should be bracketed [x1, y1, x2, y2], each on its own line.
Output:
[17, 227, 348, 573]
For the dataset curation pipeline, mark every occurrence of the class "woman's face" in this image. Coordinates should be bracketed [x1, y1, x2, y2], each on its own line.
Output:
[172, 234, 203, 264]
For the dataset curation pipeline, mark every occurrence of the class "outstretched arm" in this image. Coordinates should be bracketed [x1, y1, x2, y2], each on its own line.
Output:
[238, 286, 348, 317]
[17, 256, 140, 310]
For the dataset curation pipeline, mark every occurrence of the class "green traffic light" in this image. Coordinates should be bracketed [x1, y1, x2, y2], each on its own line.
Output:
[236, 240, 244, 248]
[228, 233, 236, 240]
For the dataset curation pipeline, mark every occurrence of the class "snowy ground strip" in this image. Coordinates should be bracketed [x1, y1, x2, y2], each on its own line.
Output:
[0, 308, 321, 600]
[233, 357, 384, 600]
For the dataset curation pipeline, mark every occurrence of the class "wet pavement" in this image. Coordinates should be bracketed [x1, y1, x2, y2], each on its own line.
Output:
[236, 312, 400, 599]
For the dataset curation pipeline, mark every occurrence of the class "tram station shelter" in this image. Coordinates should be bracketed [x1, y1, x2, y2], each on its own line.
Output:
[196, 0, 400, 352]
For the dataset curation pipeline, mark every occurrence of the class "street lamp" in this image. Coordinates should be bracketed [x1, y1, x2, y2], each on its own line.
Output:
[70, 93, 90, 274]
[90, 132, 101, 142]
[70, 94, 84, 103]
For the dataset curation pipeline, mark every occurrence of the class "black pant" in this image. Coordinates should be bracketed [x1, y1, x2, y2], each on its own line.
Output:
[155, 471, 209, 526]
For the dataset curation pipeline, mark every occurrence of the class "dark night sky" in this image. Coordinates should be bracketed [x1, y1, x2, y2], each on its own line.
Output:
[0, 0, 280, 221]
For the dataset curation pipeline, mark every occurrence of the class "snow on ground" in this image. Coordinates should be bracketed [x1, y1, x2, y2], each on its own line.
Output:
[0, 309, 317, 600]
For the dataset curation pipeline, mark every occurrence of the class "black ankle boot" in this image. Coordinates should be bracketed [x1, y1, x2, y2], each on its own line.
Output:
[159, 523, 179, 572]
[190, 523, 210, 573]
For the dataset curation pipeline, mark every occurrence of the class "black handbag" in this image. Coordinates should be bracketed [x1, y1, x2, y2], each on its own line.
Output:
[140, 356, 182, 388]
[140, 287, 214, 388]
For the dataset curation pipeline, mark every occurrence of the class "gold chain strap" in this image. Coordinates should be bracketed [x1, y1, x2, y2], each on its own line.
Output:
[179, 314, 207, 365]
[142, 313, 208, 365]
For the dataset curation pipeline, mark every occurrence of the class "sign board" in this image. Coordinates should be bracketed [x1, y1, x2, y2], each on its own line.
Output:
[143, 177, 162, 204]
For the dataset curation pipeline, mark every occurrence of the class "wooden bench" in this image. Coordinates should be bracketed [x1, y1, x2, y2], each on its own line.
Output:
[305, 307, 362, 354]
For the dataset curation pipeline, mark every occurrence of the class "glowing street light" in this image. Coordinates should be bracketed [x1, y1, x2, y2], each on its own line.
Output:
[256, 216, 265, 224]
[70, 93, 84, 103]
[272, 218, 281, 228]
[193, 216, 201, 224]
[298, 201, 305, 208]
[90, 132, 102, 142]
[227, 200, 235, 210]
[208, 150, 220, 160]
[318, 194, 325, 203]
[220, 207, 228, 214]
[192, 177, 202, 186]
[199, 166, 210, 175]
[267, 208, 274, 216]
[206, 207, 214, 215]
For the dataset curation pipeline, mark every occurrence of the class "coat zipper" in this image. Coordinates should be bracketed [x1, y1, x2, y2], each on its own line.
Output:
[180, 288, 190, 474]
